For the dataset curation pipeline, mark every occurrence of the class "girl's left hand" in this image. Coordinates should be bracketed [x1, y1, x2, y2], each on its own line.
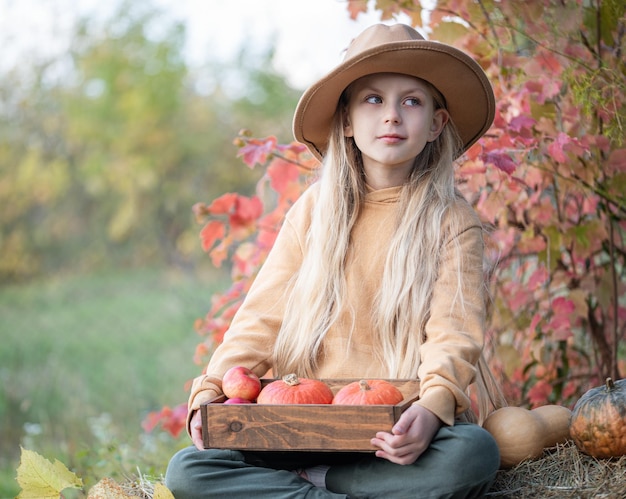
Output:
[370, 404, 443, 465]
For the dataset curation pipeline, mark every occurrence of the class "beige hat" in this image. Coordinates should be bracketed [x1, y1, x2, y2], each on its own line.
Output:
[293, 23, 495, 161]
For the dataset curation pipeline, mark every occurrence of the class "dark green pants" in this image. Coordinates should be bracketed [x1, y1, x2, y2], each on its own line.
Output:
[165, 422, 499, 499]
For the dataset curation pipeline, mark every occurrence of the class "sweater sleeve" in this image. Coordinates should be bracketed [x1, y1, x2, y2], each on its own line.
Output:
[415, 203, 486, 426]
[185, 189, 311, 434]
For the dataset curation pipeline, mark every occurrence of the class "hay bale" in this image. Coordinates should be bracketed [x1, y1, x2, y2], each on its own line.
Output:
[486, 441, 626, 498]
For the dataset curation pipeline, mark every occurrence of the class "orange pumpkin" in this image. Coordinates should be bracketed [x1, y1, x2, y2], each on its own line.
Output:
[332, 379, 404, 405]
[569, 377, 626, 458]
[256, 374, 334, 404]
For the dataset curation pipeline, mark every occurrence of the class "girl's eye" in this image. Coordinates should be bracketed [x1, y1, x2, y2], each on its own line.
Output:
[404, 97, 421, 106]
[365, 95, 382, 104]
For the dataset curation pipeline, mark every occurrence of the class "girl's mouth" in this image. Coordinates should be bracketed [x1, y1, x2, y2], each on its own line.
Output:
[378, 134, 405, 143]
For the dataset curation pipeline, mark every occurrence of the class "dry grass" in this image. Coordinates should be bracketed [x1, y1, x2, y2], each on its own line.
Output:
[486, 441, 626, 498]
[119, 469, 162, 498]
[121, 441, 626, 498]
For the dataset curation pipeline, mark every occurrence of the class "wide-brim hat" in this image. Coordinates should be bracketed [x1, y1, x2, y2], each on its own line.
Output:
[293, 23, 495, 161]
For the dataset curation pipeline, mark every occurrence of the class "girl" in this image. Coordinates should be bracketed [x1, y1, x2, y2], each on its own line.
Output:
[166, 23, 505, 499]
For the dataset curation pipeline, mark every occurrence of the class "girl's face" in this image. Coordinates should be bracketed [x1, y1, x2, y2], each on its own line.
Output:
[344, 73, 448, 189]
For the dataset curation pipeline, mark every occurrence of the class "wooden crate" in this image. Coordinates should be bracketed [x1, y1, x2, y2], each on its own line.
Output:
[201, 379, 420, 452]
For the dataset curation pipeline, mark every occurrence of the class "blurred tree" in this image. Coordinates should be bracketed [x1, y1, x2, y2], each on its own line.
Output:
[0, 1, 300, 282]
[229, 46, 303, 141]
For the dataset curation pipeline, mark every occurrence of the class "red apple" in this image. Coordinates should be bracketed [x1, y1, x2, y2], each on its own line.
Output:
[221, 366, 262, 401]
[223, 397, 253, 404]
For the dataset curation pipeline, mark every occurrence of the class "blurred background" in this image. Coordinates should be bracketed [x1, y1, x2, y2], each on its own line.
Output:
[0, 0, 388, 495]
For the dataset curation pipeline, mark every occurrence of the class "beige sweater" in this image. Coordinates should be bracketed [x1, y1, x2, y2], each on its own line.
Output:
[188, 184, 485, 430]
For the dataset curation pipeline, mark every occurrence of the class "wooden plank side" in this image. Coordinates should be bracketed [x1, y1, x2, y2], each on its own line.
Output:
[205, 404, 397, 451]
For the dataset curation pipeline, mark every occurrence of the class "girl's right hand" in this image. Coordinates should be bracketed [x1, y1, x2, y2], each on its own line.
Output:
[190, 410, 204, 450]
[370, 404, 442, 465]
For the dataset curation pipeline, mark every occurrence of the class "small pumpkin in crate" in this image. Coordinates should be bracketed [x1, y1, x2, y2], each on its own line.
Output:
[256, 374, 334, 404]
[569, 377, 626, 458]
[332, 379, 404, 405]
[482, 404, 572, 468]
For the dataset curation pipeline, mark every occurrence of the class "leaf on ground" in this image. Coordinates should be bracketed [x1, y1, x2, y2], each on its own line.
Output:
[87, 477, 134, 499]
[16, 447, 83, 499]
[153, 482, 175, 499]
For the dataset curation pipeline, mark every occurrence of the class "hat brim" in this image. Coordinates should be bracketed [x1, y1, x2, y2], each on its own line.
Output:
[293, 40, 495, 161]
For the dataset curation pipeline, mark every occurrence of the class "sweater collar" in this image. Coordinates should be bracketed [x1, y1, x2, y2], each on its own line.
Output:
[364, 184, 402, 204]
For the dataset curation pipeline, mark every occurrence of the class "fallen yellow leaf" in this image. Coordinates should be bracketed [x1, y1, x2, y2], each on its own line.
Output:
[16, 447, 83, 499]
[153, 482, 175, 499]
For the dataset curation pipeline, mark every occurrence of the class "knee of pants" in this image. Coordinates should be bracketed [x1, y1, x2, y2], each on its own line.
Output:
[165, 446, 200, 496]
[441, 423, 500, 477]
[165, 446, 245, 498]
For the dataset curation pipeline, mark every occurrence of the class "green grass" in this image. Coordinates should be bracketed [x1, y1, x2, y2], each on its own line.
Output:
[0, 266, 227, 497]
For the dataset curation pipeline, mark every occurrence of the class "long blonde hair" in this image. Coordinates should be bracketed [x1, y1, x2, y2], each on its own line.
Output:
[273, 78, 505, 422]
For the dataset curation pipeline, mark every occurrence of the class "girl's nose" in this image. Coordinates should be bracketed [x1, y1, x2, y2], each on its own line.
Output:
[384, 104, 402, 124]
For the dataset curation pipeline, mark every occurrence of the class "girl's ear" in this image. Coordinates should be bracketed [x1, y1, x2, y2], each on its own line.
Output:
[428, 109, 449, 142]
[343, 116, 354, 138]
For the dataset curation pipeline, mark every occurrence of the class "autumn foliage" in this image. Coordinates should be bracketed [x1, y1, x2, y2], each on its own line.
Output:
[146, 0, 625, 437]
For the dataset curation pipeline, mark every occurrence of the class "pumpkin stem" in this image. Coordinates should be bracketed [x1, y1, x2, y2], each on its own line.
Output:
[359, 380, 371, 391]
[605, 377, 615, 391]
[283, 373, 300, 386]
